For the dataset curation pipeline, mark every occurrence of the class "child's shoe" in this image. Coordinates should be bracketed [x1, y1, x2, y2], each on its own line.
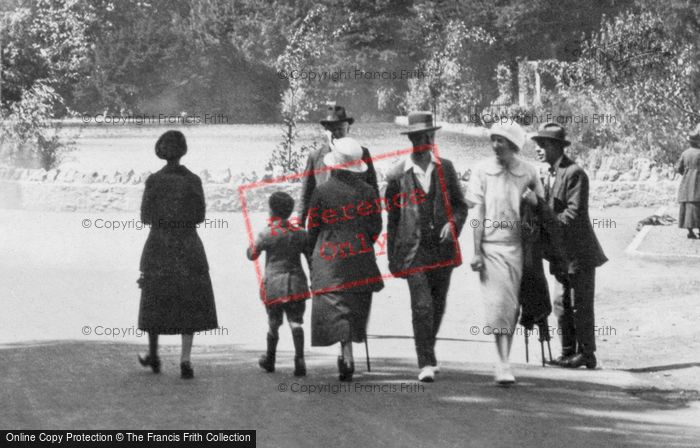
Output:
[259, 333, 278, 372]
[294, 356, 306, 377]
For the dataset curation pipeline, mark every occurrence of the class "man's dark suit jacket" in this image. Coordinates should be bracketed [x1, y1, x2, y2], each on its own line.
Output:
[385, 157, 468, 276]
[546, 155, 607, 273]
[300, 144, 378, 225]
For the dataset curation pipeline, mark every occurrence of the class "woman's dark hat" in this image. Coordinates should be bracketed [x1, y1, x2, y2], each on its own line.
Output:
[531, 122, 571, 147]
[401, 111, 441, 134]
[155, 130, 187, 161]
[320, 105, 354, 126]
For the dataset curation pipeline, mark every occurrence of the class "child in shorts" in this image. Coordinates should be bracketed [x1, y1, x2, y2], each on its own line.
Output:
[246, 191, 310, 376]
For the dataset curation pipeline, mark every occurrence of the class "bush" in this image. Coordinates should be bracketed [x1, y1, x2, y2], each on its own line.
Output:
[538, 9, 698, 165]
[0, 83, 75, 170]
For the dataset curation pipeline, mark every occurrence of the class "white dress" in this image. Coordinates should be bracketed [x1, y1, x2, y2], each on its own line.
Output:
[466, 156, 544, 335]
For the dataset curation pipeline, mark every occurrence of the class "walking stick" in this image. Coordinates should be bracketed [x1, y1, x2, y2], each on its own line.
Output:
[524, 330, 529, 363]
[364, 338, 371, 372]
[540, 340, 546, 367]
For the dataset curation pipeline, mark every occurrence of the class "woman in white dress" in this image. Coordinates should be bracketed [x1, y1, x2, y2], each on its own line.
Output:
[466, 122, 544, 385]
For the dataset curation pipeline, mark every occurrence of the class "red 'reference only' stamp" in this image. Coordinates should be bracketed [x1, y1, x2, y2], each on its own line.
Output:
[239, 144, 462, 305]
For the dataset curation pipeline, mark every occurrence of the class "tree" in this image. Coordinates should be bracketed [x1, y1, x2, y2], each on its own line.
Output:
[267, 5, 328, 176]
[538, 8, 698, 163]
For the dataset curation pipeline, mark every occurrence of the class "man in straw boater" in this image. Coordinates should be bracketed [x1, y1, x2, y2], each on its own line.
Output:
[300, 104, 378, 226]
[531, 122, 607, 369]
[385, 111, 468, 382]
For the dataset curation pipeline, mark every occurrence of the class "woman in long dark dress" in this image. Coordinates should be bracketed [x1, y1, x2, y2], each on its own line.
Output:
[137, 130, 218, 379]
[307, 137, 384, 382]
[676, 124, 700, 239]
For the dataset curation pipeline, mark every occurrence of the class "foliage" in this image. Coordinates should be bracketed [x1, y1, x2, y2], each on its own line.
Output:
[538, 9, 698, 164]
[0, 83, 74, 169]
[267, 5, 328, 177]
[403, 19, 495, 122]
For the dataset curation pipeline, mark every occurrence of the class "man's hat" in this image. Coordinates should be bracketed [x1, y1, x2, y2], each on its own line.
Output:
[688, 123, 700, 146]
[322, 137, 367, 173]
[401, 111, 442, 135]
[531, 122, 571, 147]
[320, 105, 354, 126]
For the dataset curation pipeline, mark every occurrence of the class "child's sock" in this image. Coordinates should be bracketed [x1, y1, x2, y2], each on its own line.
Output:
[292, 327, 304, 359]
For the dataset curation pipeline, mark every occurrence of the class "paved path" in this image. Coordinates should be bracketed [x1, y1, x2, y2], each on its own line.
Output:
[2, 208, 700, 444]
[1, 342, 699, 447]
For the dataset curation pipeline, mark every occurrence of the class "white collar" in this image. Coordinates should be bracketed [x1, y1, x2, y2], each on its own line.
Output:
[404, 152, 438, 172]
[482, 155, 527, 177]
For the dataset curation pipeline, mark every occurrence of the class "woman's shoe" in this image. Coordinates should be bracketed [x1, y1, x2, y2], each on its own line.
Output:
[138, 354, 161, 374]
[494, 363, 515, 386]
[337, 356, 354, 382]
[180, 361, 194, 379]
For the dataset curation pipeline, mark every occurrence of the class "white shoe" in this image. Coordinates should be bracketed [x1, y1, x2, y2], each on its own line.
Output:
[494, 364, 515, 385]
[418, 366, 435, 382]
[432, 364, 441, 374]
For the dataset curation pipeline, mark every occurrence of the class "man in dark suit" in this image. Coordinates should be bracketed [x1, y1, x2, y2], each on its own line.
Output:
[532, 122, 608, 369]
[299, 105, 378, 226]
[386, 111, 468, 382]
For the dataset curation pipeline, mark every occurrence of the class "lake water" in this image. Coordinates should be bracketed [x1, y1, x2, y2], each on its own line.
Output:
[57, 122, 542, 175]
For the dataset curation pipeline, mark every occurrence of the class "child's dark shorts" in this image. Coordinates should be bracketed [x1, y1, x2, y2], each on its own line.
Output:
[267, 300, 306, 327]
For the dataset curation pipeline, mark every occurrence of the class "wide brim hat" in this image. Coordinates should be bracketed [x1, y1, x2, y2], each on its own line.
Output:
[531, 122, 571, 147]
[322, 137, 367, 173]
[688, 123, 700, 145]
[489, 122, 526, 152]
[320, 105, 355, 126]
[401, 111, 442, 134]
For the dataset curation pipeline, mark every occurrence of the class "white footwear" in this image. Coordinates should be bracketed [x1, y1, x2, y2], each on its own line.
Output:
[494, 364, 515, 385]
[418, 366, 435, 382]
[432, 364, 441, 374]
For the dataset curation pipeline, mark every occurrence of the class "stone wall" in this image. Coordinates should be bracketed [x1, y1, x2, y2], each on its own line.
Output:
[0, 165, 680, 212]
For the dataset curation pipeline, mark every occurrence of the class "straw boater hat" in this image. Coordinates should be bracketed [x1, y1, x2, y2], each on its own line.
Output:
[320, 105, 354, 126]
[489, 122, 526, 151]
[322, 137, 367, 173]
[530, 122, 571, 147]
[401, 111, 442, 134]
[688, 123, 700, 147]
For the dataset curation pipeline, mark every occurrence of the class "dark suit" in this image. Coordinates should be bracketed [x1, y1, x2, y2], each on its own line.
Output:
[545, 155, 607, 354]
[385, 157, 467, 368]
[300, 144, 378, 226]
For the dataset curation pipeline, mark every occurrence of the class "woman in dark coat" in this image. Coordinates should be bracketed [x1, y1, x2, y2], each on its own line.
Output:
[676, 124, 700, 239]
[307, 137, 384, 382]
[137, 130, 218, 379]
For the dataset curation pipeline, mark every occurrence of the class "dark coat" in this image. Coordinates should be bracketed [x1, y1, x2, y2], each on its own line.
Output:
[307, 169, 384, 293]
[138, 164, 218, 334]
[676, 147, 700, 202]
[546, 155, 607, 273]
[247, 223, 310, 305]
[385, 157, 468, 276]
[519, 196, 567, 330]
[300, 144, 378, 225]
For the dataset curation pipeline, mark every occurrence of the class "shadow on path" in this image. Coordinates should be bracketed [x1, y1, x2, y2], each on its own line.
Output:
[1, 341, 699, 448]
